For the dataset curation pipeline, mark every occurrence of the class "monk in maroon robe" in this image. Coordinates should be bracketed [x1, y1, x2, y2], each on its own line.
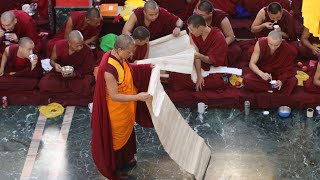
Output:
[200, 0, 238, 16]
[91, 34, 152, 180]
[39, 30, 95, 95]
[251, 2, 296, 41]
[130, 26, 150, 63]
[196, 0, 241, 67]
[243, 31, 297, 96]
[0, 37, 43, 91]
[47, 8, 102, 56]
[169, 14, 228, 92]
[0, 10, 41, 58]
[239, 0, 290, 17]
[122, 0, 183, 40]
[299, 27, 320, 60]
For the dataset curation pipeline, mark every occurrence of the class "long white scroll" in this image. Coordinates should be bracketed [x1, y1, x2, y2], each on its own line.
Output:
[146, 66, 211, 179]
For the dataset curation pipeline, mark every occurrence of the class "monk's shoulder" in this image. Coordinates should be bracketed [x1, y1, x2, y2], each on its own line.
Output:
[70, 11, 86, 22]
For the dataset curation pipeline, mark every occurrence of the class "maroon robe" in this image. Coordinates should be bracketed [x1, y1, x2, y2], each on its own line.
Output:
[39, 39, 95, 95]
[0, 44, 43, 91]
[304, 71, 320, 94]
[169, 27, 228, 91]
[130, 43, 148, 63]
[243, 37, 297, 95]
[47, 11, 103, 55]
[298, 34, 320, 60]
[134, 7, 179, 40]
[155, 0, 189, 21]
[255, 7, 296, 41]
[0, 10, 41, 56]
[91, 51, 152, 180]
[207, 0, 237, 16]
[0, 0, 27, 14]
[209, 9, 242, 67]
[239, 0, 290, 17]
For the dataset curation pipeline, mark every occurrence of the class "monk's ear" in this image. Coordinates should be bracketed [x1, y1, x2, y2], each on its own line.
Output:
[14, 18, 17, 24]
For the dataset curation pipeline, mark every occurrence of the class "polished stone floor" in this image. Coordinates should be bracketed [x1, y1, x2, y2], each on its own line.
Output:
[1, 105, 320, 180]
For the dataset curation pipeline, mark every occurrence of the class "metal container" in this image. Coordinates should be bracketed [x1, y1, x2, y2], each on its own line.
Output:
[61, 66, 74, 76]
[244, 100, 250, 116]
[278, 106, 291, 118]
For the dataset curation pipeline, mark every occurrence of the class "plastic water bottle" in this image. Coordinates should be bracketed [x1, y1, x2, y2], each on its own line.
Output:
[244, 100, 250, 116]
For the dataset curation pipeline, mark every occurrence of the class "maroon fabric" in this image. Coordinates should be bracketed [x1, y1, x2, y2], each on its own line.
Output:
[255, 8, 296, 41]
[227, 41, 242, 67]
[155, 0, 188, 21]
[0, 0, 27, 14]
[239, 0, 290, 17]
[39, 40, 95, 95]
[0, 10, 41, 54]
[243, 38, 298, 95]
[210, 9, 228, 30]
[114, 130, 136, 170]
[183, 0, 199, 23]
[134, 7, 179, 40]
[298, 34, 320, 60]
[47, 11, 103, 55]
[207, 0, 237, 16]
[37, 0, 49, 20]
[130, 44, 148, 62]
[304, 72, 320, 94]
[191, 27, 227, 69]
[91, 51, 152, 179]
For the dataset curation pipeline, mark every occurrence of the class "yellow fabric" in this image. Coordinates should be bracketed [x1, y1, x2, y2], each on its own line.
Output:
[39, 103, 64, 118]
[108, 57, 125, 84]
[121, 0, 145, 21]
[302, 0, 320, 38]
[295, 70, 310, 86]
[106, 59, 138, 150]
[229, 74, 243, 88]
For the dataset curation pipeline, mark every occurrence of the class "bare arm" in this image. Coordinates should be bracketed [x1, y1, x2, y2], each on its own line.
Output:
[249, 41, 271, 81]
[50, 45, 62, 72]
[220, 17, 235, 45]
[314, 64, 320, 86]
[251, 9, 272, 33]
[64, 17, 73, 39]
[144, 43, 150, 59]
[0, 47, 9, 76]
[189, 33, 199, 52]
[301, 27, 320, 55]
[105, 72, 150, 102]
[122, 13, 137, 36]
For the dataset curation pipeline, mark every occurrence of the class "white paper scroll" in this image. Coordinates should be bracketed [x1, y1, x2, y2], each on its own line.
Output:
[146, 66, 211, 179]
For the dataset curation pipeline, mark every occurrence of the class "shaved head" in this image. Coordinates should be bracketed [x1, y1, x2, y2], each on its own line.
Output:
[268, 2, 282, 14]
[86, 8, 100, 20]
[132, 26, 150, 41]
[268, 30, 282, 41]
[198, 0, 213, 13]
[19, 37, 34, 47]
[68, 30, 84, 42]
[144, 0, 158, 10]
[114, 34, 135, 50]
[1, 11, 15, 22]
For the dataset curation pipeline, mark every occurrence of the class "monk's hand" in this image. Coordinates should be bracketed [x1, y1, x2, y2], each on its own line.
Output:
[137, 92, 151, 102]
[311, 46, 320, 55]
[259, 72, 272, 81]
[264, 22, 273, 30]
[275, 80, 282, 90]
[172, 27, 181, 37]
[54, 63, 62, 72]
[9, 33, 18, 42]
[196, 76, 204, 91]
[0, 29, 4, 38]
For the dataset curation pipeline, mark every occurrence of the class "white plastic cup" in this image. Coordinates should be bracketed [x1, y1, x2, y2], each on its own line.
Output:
[270, 80, 277, 88]
[273, 25, 280, 31]
[4, 33, 10, 40]
[307, 108, 314, 118]
[198, 102, 208, 114]
[29, 54, 36, 61]
[88, 102, 93, 113]
[316, 106, 320, 115]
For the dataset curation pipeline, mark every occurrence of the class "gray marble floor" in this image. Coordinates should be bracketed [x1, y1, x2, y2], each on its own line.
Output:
[1, 106, 320, 180]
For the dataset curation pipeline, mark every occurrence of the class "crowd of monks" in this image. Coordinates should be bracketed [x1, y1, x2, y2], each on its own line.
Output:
[1, 0, 320, 179]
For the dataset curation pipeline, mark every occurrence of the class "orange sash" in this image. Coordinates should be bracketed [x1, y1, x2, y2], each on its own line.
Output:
[106, 58, 138, 150]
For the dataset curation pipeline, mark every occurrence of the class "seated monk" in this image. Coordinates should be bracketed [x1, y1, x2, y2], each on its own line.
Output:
[131, 26, 150, 63]
[195, 0, 241, 67]
[304, 61, 320, 94]
[0, 10, 41, 58]
[0, 37, 43, 91]
[243, 31, 297, 96]
[91, 34, 152, 179]
[122, 0, 183, 40]
[169, 14, 228, 92]
[39, 30, 95, 95]
[47, 8, 103, 56]
[239, 0, 290, 18]
[251, 2, 296, 41]
[299, 27, 320, 60]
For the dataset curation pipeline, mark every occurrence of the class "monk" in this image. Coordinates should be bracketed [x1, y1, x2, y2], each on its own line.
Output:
[0, 10, 41, 57]
[39, 30, 95, 95]
[304, 60, 320, 94]
[196, 0, 241, 66]
[299, 27, 320, 60]
[47, 8, 103, 56]
[91, 34, 152, 179]
[122, 0, 183, 40]
[243, 31, 297, 95]
[239, 0, 290, 17]
[251, 2, 296, 41]
[131, 26, 150, 62]
[169, 14, 228, 92]
[0, 37, 43, 91]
